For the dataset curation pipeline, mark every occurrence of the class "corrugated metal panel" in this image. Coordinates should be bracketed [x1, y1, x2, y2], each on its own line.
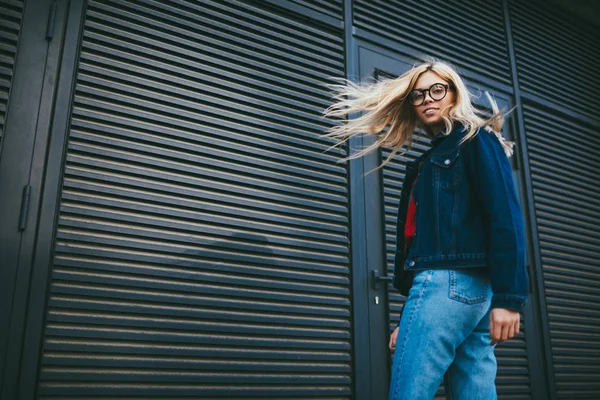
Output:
[524, 104, 600, 399]
[354, 0, 512, 86]
[510, 0, 600, 117]
[0, 0, 25, 150]
[384, 126, 531, 398]
[289, 0, 343, 19]
[37, 0, 350, 397]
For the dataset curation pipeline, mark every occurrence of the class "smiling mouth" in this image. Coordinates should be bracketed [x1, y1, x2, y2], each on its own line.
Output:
[423, 108, 438, 115]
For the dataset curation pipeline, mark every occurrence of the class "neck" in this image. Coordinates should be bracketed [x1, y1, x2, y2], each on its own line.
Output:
[429, 123, 446, 137]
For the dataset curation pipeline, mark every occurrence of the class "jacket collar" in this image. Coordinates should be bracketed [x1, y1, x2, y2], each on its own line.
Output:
[430, 122, 463, 148]
[406, 123, 466, 172]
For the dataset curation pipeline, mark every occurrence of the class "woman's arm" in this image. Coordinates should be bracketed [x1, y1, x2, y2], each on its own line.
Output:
[464, 128, 529, 311]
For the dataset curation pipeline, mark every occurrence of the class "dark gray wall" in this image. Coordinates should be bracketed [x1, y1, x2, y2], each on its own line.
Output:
[0, 0, 599, 399]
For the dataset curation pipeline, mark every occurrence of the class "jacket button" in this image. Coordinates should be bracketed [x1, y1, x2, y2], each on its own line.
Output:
[408, 260, 415, 267]
[444, 159, 451, 165]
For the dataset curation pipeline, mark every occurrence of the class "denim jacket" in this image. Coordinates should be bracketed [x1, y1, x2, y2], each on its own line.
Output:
[392, 124, 529, 311]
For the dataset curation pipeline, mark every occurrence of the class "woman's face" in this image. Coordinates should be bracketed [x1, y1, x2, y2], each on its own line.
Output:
[410, 71, 455, 134]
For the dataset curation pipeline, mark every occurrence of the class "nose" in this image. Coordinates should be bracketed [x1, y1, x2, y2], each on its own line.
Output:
[423, 91, 435, 104]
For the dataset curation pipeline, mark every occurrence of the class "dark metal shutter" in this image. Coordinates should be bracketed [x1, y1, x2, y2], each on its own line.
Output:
[523, 104, 600, 399]
[0, 0, 25, 150]
[510, 2, 600, 398]
[37, 0, 350, 397]
[288, 0, 343, 19]
[353, 0, 511, 86]
[509, 0, 600, 118]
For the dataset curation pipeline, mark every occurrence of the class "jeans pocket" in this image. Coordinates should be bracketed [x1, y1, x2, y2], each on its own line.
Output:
[448, 269, 490, 305]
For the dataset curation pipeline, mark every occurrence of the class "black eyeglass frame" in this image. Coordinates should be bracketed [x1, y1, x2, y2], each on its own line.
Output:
[408, 83, 454, 106]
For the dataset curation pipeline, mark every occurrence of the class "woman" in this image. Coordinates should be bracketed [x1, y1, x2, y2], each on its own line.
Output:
[323, 59, 529, 399]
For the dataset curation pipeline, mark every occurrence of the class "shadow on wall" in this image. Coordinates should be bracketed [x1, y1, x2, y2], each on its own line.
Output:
[173, 229, 277, 310]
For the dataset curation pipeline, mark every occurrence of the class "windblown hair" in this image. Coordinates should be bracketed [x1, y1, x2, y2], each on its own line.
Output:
[322, 58, 514, 168]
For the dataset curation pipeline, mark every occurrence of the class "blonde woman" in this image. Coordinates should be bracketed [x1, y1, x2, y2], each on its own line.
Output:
[324, 59, 529, 400]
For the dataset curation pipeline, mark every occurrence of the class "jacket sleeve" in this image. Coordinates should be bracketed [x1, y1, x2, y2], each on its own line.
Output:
[465, 128, 529, 311]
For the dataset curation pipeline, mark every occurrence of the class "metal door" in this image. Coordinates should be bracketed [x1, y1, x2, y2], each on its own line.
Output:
[0, 1, 69, 398]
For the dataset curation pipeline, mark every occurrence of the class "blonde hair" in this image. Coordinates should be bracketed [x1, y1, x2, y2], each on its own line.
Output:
[322, 57, 514, 168]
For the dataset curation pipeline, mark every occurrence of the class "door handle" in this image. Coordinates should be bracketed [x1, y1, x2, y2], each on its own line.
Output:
[371, 269, 392, 290]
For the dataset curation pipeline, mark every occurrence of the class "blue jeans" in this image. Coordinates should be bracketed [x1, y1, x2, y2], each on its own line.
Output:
[389, 269, 497, 400]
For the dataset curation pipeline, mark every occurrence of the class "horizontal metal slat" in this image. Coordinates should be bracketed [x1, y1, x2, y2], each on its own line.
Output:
[510, 3, 598, 56]
[511, 0, 600, 118]
[77, 61, 334, 133]
[55, 229, 349, 269]
[537, 225, 600, 251]
[534, 198, 599, 227]
[40, 367, 351, 383]
[0, 4, 23, 24]
[543, 261, 600, 280]
[84, 9, 342, 80]
[72, 91, 338, 156]
[54, 225, 349, 284]
[515, 54, 599, 96]
[526, 125, 600, 159]
[532, 187, 600, 220]
[59, 210, 347, 255]
[69, 127, 346, 189]
[74, 84, 332, 149]
[53, 237, 348, 277]
[49, 280, 350, 319]
[82, 16, 338, 88]
[97, 0, 343, 70]
[60, 183, 348, 234]
[353, 0, 511, 85]
[38, 383, 351, 397]
[529, 171, 600, 208]
[357, 0, 508, 56]
[77, 66, 333, 131]
[0, 0, 23, 141]
[527, 142, 599, 178]
[79, 37, 334, 109]
[44, 323, 350, 350]
[200, 0, 344, 46]
[72, 109, 344, 164]
[44, 337, 351, 361]
[49, 277, 349, 317]
[49, 296, 348, 329]
[60, 197, 348, 245]
[65, 143, 348, 203]
[289, 0, 342, 19]
[45, 310, 350, 340]
[0, 29, 18, 45]
[54, 254, 348, 291]
[55, 250, 349, 300]
[71, 103, 346, 180]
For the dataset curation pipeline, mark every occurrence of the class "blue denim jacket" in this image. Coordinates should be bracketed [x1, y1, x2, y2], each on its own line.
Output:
[392, 124, 529, 311]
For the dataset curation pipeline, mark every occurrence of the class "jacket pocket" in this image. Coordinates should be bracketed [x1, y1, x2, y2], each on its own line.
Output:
[430, 150, 460, 188]
[448, 268, 490, 305]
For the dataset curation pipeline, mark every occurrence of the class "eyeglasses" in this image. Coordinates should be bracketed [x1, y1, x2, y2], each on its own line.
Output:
[408, 83, 453, 106]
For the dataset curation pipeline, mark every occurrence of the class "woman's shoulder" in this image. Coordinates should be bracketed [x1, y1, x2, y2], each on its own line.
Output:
[458, 123, 507, 145]
[459, 124, 515, 161]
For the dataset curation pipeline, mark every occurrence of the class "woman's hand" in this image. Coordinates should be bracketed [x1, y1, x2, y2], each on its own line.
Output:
[389, 326, 399, 351]
[490, 308, 520, 345]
